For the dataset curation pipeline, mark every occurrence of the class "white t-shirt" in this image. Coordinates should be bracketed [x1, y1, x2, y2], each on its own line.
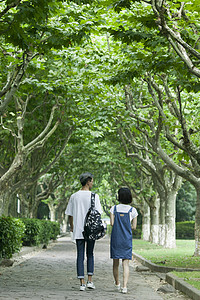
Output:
[110, 204, 138, 221]
[65, 190, 103, 240]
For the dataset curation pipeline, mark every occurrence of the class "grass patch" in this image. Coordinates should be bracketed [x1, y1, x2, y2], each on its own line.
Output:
[172, 271, 200, 290]
[133, 239, 200, 269]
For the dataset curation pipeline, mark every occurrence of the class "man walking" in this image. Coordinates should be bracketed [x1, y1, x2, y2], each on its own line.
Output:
[65, 172, 103, 291]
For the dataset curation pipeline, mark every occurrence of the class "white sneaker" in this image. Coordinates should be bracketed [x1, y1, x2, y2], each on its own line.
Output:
[80, 284, 86, 291]
[87, 281, 95, 289]
[121, 287, 127, 294]
[114, 282, 120, 291]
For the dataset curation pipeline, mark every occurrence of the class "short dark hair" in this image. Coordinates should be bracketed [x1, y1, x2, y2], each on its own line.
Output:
[118, 187, 132, 204]
[81, 176, 93, 186]
[79, 172, 93, 186]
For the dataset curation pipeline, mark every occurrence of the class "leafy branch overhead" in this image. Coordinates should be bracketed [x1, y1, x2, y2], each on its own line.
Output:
[0, 0, 200, 254]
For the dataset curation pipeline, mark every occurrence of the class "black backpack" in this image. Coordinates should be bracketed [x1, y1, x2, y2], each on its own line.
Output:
[82, 193, 105, 241]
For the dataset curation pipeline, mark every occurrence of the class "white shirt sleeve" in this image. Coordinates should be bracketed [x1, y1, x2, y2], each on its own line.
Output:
[65, 195, 73, 216]
[110, 206, 114, 214]
[130, 207, 138, 220]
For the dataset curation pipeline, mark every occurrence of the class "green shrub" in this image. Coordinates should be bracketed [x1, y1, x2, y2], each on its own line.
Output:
[0, 216, 25, 259]
[50, 221, 60, 240]
[21, 219, 60, 246]
[133, 225, 142, 239]
[0, 217, 61, 258]
[38, 220, 52, 245]
[176, 221, 195, 239]
[21, 218, 41, 246]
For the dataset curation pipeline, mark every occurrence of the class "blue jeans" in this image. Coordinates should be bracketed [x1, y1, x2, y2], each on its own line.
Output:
[76, 239, 95, 279]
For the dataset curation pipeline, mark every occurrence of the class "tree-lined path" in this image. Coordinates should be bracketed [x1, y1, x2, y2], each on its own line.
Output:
[1, 0, 200, 256]
[0, 236, 190, 300]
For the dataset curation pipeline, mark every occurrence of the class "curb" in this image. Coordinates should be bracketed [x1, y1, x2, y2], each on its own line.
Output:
[166, 272, 200, 300]
[133, 252, 200, 273]
[133, 252, 176, 273]
[133, 251, 200, 300]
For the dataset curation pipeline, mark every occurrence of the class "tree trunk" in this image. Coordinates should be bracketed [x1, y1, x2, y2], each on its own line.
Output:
[8, 193, 18, 217]
[194, 185, 200, 256]
[19, 191, 30, 218]
[62, 215, 68, 233]
[142, 202, 150, 241]
[159, 196, 166, 246]
[17, 187, 37, 218]
[56, 199, 68, 225]
[29, 184, 39, 218]
[164, 175, 182, 248]
[149, 196, 159, 244]
[164, 190, 177, 248]
[0, 189, 12, 216]
[48, 203, 56, 222]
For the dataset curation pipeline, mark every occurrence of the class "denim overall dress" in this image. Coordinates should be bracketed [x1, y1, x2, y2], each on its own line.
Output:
[110, 205, 133, 260]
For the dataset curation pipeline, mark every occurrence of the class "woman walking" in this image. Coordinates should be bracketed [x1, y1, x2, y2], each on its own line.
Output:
[110, 187, 138, 294]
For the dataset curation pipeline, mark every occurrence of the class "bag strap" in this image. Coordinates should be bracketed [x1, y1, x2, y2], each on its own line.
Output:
[91, 192, 95, 208]
[128, 207, 133, 213]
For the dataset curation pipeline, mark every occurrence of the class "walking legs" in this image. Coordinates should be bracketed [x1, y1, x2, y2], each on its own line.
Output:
[113, 259, 130, 289]
[113, 259, 120, 285]
[122, 259, 129, 288]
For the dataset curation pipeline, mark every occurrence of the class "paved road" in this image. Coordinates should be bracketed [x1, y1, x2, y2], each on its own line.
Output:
[0, 236, 191, 300]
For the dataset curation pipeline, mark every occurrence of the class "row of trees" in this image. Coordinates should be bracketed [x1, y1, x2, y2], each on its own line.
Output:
[0, 1, 199, 255]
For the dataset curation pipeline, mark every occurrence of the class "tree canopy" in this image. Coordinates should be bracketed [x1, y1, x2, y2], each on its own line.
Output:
[0, 0, 200, 254]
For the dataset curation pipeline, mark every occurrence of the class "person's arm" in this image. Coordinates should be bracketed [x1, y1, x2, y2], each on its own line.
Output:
[132, 216, 137, 230]
[110, 212, 114, 226]
[68, 215, 73, 232]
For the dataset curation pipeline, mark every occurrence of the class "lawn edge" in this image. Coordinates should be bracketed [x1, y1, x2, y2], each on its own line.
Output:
[133, 251, 200, 273]
[133, 251, 200, 300]
[166, 272, 200, 300]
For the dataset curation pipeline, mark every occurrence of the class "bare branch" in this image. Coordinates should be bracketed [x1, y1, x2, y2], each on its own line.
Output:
[12, 127, 74, 192]
[30, 127, 74, 182]
[0, 115, 17, 138]
[0, 52, 39, 115]
[25, 105, 59, 152]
